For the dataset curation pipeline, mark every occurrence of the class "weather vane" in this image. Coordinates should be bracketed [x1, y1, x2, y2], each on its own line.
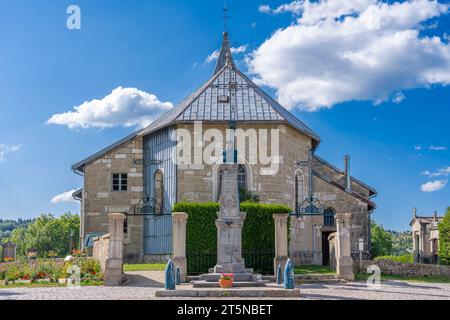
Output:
[223, 1, 229, 32]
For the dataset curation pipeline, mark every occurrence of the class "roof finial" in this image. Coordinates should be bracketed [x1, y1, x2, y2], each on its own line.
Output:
[223, 1, 229, 33]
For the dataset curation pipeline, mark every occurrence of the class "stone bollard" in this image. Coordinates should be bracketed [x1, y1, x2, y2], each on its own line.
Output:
[284, 258, 295, 289]
[165, 259, 176, 290]
[104, 213, 126, 286]
[273, 214, 289, 279]
[172, 212, 188, 283]
[276, 265, 282, 285]
[176, 266, 181, 286]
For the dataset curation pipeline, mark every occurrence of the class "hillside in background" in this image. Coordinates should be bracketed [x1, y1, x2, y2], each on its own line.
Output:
[389, 230, 413, 256]
[0, 218, 34, 243]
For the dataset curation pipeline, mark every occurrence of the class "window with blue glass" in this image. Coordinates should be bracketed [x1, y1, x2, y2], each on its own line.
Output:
[324, 208, 336, 227]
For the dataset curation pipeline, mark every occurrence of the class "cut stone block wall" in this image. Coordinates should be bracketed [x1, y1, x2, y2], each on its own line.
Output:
[83, 136, 144, 262]
[354, 259, 450, 277]
[93, 234, 111, 272]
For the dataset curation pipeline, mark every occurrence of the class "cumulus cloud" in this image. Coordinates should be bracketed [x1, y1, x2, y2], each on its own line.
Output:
[249, 0, 450, 111]
[206, 45, 249, 63]
[51, 190, 79, 204]
[47, 87, 173, 129]
[421, 180, 447, 192]
[0, 144, 22, 162]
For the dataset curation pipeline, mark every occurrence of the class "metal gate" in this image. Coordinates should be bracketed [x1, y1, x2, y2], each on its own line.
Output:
[131, 198, 173, 256]
[144, 214, 172, 255]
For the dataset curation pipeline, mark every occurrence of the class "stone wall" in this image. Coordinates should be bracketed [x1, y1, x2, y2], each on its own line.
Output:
[354, 259, 450, 277]
[93, 234, 111, 272]
[83, 136, 144, 263]
[176, 122, 372, 266]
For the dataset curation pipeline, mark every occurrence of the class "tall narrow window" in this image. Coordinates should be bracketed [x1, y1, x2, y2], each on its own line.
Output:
[154, 170, 164, 215]
[218, 164, 247, 197]
[112, 173, 128, 192]
[295, 172, 305, 210]
[324, 208, 336, 227]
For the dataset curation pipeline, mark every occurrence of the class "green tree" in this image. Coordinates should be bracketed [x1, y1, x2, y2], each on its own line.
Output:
[6, 213, 79, 258]
[371, 220, 394, 257]
[439, 207, 450, 265]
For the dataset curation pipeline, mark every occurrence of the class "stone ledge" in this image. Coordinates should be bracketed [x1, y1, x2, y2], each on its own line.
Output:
[155, 286, 301, 298]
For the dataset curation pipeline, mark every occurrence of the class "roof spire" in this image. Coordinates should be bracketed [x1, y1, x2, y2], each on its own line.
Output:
[223, 1, 229, 32]
[214, 2, 234, 75]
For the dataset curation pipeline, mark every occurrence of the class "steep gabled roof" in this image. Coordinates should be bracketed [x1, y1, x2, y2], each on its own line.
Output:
[72, 32, 321, 172]
[139, 32, 321, 144]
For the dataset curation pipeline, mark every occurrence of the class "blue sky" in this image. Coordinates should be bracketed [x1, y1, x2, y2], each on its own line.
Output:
[0, 0, 449, 231]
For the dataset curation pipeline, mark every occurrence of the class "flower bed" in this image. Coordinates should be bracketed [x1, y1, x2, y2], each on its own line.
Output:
[0, 257, 103, 286]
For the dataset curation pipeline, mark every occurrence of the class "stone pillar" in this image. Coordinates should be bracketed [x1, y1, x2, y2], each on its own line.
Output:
[104, 213, 126, 286]
[335, 217, 354, 281]
[172, 212, 188, 283]
[213, 164, 250, 279]
[273, 214, 289, 277]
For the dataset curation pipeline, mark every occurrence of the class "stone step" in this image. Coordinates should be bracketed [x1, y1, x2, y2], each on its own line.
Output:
[155, 287, 301, 298]
[263, 274, 345, 284]
[200, 273, 255, 282]
[192, 280, 268, 288]
[186, 276, 201, 282]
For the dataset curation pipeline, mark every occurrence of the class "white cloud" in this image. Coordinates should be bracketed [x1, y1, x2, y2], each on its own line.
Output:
[421, 180, 447, 192]
[414, 145, 423, 150]
[47, 87, 173, 129]
[248, 0, 450, 111]
[205, 45, 249, 63]
[259, 1, 304, 15]
[429, 145, 447, 151]
[0, 144, 22, 162]
[423, 166, 450, 177]
[392, 92, 406, 104]
[51, 189, 79, 204]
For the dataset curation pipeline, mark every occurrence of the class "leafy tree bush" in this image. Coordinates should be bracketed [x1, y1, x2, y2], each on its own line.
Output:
[439, 207, 450, 265]
[374, 254, 414, 264]
[5, 213, 79, 258]
[371, 220, 394, 258]
[173, 202, 291, 253]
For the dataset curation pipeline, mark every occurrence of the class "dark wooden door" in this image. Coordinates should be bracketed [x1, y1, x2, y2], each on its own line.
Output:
[322, 232, 331, 266]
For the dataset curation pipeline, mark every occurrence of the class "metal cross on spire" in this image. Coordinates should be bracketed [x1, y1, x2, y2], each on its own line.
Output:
[294, 149, 325, 216]
[223, 1, 229, 32]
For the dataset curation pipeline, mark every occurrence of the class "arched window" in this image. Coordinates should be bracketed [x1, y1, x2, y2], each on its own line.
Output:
[154, 170, 164, 215]
[219, 164, 247, 197]
[295, 172, 305, 210]
[324, 208, 336, 227]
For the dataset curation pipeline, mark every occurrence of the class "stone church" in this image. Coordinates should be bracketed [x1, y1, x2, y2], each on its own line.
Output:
[72, 32, 377, 265]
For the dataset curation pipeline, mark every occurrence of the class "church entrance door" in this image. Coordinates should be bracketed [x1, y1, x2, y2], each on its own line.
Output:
[322, 231, 332, 266]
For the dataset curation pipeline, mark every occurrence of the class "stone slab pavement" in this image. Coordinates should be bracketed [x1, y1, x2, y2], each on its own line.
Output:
[0, 271, 449, 300]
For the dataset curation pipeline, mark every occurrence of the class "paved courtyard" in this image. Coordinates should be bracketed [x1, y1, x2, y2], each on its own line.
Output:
[0, 271, 449, 300]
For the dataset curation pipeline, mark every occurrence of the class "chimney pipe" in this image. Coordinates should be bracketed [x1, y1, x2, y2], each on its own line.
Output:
[344, 155, 351, 191]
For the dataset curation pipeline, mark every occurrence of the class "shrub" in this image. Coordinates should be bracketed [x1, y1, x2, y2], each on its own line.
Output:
[374, 254, 414, 264]
[439, 207, 450, 265]
[173, 202, 292, 253]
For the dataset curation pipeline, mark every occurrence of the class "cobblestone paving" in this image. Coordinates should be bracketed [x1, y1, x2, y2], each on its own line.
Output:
[0, 271, 449, 300]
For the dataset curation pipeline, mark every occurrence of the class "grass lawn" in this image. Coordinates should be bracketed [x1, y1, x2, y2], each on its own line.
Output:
[294, 265, 335, 275]
[123, 263, 166, 272]
[355, 273, 450, 284]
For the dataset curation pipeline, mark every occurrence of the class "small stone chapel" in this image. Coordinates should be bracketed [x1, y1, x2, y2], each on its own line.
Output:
[72, 32, 377, 266]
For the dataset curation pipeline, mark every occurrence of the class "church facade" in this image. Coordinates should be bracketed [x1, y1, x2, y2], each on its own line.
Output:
[72, 33, 377, 265]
